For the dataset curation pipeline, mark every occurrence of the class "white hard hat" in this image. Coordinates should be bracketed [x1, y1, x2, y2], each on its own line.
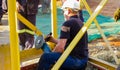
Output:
[61, 0, 80, 11]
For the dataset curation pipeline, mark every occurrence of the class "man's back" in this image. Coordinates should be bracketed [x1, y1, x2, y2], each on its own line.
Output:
[60, 15, 88, 59]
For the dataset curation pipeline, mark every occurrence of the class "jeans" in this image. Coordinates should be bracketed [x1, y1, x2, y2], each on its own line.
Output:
[37, 52, 88, 70]
[41, 43, 51, 53]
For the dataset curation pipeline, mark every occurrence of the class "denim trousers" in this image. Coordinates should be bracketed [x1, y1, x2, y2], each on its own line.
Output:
[37, 52, 88, 70]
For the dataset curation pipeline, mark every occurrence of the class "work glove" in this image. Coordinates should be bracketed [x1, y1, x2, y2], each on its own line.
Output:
[45, 32, 52, 42]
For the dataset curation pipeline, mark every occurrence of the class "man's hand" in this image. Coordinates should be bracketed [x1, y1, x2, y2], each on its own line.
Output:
[45, 32, 52, 42]
[52, 39, 67, 53]
[16, 2, 24, 12]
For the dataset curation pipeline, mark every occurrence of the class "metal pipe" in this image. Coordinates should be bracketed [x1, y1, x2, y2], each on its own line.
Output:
[8, 0, 20, 69]
[51, 0, 58, 38]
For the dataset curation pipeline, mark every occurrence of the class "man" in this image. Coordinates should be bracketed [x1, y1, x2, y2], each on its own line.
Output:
[17, 0, 39, 50]
[37, 0, 88, 70]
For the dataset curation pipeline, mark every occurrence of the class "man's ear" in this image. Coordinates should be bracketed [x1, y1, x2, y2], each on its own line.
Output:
[68, 9, 71, 14]
[64, 9, 69, 15]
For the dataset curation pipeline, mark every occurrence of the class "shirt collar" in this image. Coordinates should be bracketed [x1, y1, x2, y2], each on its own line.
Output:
[70, 15, 78, 19]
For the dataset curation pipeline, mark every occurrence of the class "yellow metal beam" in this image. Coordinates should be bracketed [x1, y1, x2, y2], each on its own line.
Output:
[89, 57, 117, 70]
[51, 0, 108, 70]
[0, 45, 44, 69]
[51, 0, 58, 38]
[8, 0, 20, 70]
[0, 45, 11, 70]
[20, 48, 43, 62]
[1, 45, 117, 70]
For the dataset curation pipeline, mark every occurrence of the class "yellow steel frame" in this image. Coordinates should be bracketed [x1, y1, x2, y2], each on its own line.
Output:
[8, 0, 20, 70]
[1, 0, 56, 70]
[51, 0, 58, 38]
[20, 48, 43, 62]
[0, 45, 11, 70]
[0, 0, 119, 70]
[89, 57, 117, 70]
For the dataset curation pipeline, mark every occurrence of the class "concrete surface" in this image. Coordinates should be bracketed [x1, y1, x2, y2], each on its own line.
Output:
[0, 14, 9, 45]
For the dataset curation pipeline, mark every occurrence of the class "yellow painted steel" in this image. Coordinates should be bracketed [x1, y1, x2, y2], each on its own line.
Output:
[0, 45, 11, 70]
[47, 42, 56, 50]
[79, 0, 84, 10]
[51, 0, 108, 70]
[51, 0, 58, 38]
[8, 0, 20, 69]
[20, 48, 43, 62]
[89, 57, 117, 70]
[81, 0, 119, 64]
[1, 0, 117, 70]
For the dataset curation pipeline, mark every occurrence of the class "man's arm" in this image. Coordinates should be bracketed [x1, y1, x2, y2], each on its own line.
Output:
[52, 39, 67, 53]
[45, 35, 67, 53]
[16, 1, 24, 12]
